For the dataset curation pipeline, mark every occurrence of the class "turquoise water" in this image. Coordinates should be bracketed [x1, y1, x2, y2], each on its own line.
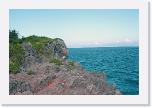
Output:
[68, 47, 139, 95]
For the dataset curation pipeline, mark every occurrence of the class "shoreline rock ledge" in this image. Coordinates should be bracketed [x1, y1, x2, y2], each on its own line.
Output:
[9, 36, 121, 95]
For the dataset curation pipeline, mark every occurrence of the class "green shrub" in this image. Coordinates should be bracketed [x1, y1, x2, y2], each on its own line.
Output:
[50, 58, 63, 66]
[23, 35, 53, 56]
[9, 30, 19, 42]
[9, 62, 20, 74]
[67, 61, 75, 70]
[9, 43, 24, 74]
[27, 70, 34, 75]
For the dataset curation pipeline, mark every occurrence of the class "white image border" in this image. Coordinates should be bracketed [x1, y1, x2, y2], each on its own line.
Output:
[0, 0, 149, 105]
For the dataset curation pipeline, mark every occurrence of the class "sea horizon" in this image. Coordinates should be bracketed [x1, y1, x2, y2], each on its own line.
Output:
[68, 46, 139, 49]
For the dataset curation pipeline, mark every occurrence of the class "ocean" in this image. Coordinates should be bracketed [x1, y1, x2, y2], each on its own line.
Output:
[68, 47, 139, 95]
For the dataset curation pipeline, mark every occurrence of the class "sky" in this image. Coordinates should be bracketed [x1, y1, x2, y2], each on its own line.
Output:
[9, 9, 139, 48]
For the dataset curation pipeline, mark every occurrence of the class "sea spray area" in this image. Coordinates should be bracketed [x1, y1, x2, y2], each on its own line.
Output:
[68, 47, 139, 95]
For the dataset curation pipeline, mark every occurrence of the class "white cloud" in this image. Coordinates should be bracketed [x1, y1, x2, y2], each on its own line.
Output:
[124, 38, 132, 42]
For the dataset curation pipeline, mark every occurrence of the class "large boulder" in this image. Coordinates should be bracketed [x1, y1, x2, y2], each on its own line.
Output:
[21, 38, 68, 73]
[21, 42, 42, 73]
[45, 38, 68, 59]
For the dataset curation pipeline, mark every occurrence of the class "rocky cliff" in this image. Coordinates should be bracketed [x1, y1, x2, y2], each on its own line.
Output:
[9, 36, 121, 95]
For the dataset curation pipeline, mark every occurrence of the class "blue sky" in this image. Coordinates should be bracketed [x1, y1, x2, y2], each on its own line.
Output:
[9, 9, 139, 48]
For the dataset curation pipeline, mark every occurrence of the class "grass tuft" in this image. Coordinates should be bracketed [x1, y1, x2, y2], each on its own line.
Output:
[50, 58, 63, 66]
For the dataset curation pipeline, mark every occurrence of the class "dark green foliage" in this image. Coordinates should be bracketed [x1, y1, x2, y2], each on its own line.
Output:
[9, 30, 19, 42]
[9, 30, 25, 74]
[9, 30, 18, 39]
[9, 43, 25, 74]
[50, 58, 63, 66]
[9, 62, 20, 74]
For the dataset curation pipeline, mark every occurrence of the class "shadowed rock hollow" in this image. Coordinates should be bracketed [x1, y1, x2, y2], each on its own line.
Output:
[9, 36, 121, 95]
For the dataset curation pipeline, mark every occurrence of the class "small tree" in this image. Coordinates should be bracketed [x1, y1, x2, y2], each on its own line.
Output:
[9, 30, 19, 42]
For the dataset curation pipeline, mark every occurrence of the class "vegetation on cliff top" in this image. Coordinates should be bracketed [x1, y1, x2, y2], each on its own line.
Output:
[22, 35, 54, 56]
[9, 30, 61, 74]
[9, 30, 24, 74]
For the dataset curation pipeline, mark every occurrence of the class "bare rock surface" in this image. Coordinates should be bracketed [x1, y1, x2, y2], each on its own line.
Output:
[45, 38, 68, 59]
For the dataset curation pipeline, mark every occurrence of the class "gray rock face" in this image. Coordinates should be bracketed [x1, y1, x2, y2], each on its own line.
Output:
[22, 42, 36, 57]
[21, 38, 68, 73]
[45, 38, 68, 59]
[21, 42, 42, 73]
